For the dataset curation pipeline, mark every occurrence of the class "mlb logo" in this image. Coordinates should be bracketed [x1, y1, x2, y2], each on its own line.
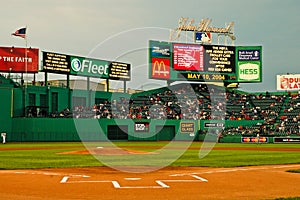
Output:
[195, 32, 211, 43]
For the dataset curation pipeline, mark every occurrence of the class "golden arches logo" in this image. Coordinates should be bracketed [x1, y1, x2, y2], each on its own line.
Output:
[152, 60, 169, 77]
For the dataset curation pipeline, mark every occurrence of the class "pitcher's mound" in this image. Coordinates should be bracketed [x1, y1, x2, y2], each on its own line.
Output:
[59, 147, 158, 155]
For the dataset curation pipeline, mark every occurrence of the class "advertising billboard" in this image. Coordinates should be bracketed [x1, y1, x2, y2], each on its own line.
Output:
[108, 62, 131, 81]
[149, 40, 262, 83]
[173, 43, 204, 71]
[203, 45, 235, 73]
[150, 42, 171, 58]
[134, 122, 150, 132]
[277, 74, 300, 91]
[43, 51, 130, 81]
[236, 46, 262, 82]
[0, 46, 39, 73]
[70, 56, 110, 79]
[274, 137, 300, 143]
[151, 58, 170, 79]
[149, 40, 172, 80]
[149, 40, 236, 82]
[43, 51, 70, 74]
[180, 122, 195, 133]
[241, 137, 268, 143]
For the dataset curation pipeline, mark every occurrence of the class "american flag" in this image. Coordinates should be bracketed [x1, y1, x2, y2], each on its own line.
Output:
[11, 27, 26, 38]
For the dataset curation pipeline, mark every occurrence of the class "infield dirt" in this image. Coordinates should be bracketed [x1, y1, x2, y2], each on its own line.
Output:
[1, 164, 300, 200]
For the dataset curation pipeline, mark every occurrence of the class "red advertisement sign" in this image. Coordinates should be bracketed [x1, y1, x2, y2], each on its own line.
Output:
[173, 43, 204, 71]
[151, 58, 170, 79]
[0, 46, 39, 73]
[277, 75, 300, 91]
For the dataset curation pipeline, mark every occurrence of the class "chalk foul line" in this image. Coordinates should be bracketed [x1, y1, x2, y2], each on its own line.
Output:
[60, 174, 208, 189]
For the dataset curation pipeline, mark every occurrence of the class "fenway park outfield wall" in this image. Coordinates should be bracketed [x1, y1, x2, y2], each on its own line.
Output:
[7, 118, 267, 142]
[1, 80, 298, 143]
[10, 118, 199, 142]
[0, 84, 264, 143]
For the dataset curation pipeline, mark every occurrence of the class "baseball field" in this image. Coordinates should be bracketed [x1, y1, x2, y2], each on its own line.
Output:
[1, 142, 300, 200]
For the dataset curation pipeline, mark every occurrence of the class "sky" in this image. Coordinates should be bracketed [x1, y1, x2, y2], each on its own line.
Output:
[1, 0, 300, 92]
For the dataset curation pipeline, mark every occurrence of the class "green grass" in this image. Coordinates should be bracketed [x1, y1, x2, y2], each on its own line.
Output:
[176, 150, 300, 167]
[274, 197, 300, 200]
[0, 143, 101, 169]
[0, 142, 300, 170]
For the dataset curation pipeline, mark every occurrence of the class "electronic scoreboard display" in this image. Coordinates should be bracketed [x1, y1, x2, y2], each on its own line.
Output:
[149, 40, 261, 83]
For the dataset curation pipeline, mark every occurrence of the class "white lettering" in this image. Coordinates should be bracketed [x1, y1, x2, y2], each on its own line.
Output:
[80, 59, 109, 76]
[2, 56, 32, 63]
[82, 60, 90, 72]
[91, 64, 98, 74]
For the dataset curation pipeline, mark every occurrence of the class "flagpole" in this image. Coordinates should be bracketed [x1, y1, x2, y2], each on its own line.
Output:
[25, 25, 28, 86]
[24, 26, 28, 117]
[12, 26, 28, 116]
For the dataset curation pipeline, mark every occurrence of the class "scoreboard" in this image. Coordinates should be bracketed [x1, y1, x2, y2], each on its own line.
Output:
[149, 40, 262, 83]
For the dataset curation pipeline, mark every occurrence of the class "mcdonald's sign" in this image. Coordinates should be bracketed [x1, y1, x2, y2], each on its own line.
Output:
[151, 58, 170, 79]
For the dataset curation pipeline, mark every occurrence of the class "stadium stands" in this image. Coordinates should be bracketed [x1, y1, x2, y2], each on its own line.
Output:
[2, 71, 300, 138]
[46, 83, 297, 137]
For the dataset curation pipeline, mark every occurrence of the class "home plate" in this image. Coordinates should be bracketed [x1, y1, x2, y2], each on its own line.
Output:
[124, 178, 141, 181]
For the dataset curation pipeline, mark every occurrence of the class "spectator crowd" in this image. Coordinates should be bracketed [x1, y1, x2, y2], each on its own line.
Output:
[36, 83, 300, 136]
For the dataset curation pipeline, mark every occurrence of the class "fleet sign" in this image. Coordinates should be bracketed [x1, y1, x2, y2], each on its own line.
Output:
[43, 51, 130, 80]
[70, 56, 109, 78]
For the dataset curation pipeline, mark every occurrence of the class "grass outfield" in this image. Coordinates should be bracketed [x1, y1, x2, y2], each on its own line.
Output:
[0, 142, 300, 170]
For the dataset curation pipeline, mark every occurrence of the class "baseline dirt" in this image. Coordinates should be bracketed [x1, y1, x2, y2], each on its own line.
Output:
[1, 164, 300, 200]
[58, 146, 300, 155]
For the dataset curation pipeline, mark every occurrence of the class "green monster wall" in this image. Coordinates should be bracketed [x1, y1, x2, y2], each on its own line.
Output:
[0, 88, 13, 137]
[0, 76, 284, 144]
[10, 118, 199, 142]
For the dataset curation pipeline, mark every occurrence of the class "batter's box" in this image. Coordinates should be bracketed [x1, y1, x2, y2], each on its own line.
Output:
[60, 174, 208, 189]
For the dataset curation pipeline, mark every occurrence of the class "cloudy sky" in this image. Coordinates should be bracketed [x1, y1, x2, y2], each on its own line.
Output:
[1, 0, 299, 92]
